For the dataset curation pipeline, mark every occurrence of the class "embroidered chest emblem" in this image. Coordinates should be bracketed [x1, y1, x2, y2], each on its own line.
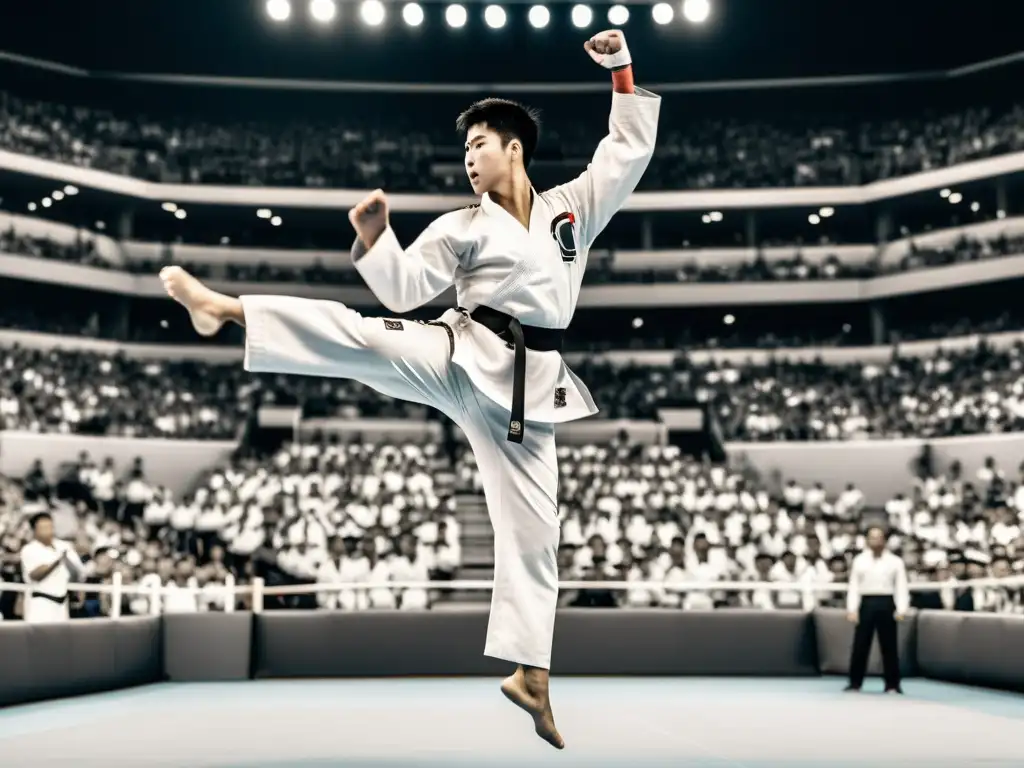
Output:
[550, 212, 577, 263]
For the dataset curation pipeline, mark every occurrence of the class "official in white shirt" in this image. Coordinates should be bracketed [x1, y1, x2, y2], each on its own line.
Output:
[845, 526, 910, 694]
[19, 512, 86, 623]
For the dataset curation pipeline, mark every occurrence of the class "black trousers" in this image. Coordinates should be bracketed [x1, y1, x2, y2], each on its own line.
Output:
[848, 594, 901, 690]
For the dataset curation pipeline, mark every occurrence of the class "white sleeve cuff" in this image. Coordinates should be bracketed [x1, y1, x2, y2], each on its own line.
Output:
[351, 225, 402, 268]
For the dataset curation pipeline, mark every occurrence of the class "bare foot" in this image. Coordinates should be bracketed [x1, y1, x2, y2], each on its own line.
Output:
[159, 266, 225, 336]
[500, 668, 565, 750]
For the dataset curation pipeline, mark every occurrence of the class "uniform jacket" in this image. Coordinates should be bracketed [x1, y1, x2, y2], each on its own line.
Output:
[353, 87, 661, 424]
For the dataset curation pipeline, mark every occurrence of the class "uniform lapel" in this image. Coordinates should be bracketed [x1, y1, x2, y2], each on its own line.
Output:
[481, 189, 542, 237]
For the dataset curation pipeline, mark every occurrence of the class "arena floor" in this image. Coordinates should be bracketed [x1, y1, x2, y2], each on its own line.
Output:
[1, 677, 1022, 766]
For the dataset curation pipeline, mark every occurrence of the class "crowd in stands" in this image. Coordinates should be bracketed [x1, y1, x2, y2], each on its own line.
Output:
[5, 210, 1024, 289]
[592, 230, 1024, 285]
[0, 440, 462, 619]
[6, 214, 1024, 303]
[2, 437, 1021, 619]
[2, 89, 1024, 191]
[5, 337, 1024, 442]
[0, 344, 424, 439]
[456, 442, 1024, 611]
[586, 340, 1024, 439]
[0, 225, 109, 271]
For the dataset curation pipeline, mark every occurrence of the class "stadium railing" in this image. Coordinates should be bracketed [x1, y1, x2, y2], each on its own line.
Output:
[1, 573, 1021, 616]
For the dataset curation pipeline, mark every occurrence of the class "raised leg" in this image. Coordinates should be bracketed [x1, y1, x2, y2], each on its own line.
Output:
[158, 267, 459, 410]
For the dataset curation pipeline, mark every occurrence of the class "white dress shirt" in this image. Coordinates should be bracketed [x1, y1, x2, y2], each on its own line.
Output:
[846, 550, 910, 616]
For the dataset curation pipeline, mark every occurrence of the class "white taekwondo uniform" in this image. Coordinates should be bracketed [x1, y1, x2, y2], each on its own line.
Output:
[20, 538, 85, 623]
[241, 86, 660, 669]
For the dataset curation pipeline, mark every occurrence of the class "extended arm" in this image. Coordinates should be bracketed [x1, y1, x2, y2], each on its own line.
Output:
[556, 30, 661, 251]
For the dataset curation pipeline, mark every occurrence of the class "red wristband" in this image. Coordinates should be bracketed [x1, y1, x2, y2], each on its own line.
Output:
[611, 65, 634, 94]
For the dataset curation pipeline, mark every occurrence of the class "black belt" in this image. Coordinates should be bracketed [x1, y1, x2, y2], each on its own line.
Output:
[467, 305, 565, 444]
[31, 591, 69, 604]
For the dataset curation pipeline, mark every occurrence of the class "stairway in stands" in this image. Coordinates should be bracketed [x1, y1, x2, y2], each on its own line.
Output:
[451, 492, 493, 605]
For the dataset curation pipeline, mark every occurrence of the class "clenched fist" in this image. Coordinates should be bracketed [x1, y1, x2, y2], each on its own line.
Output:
[584, 29, 626, 66]
[348, 189, 389, 250]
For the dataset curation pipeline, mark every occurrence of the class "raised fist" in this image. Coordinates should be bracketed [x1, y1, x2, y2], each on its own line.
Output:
[584, 30, 627, 66]
[348, 189, 389, 249]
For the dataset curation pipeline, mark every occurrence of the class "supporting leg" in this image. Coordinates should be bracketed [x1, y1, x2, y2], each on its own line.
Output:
[458, 388, 563, 749]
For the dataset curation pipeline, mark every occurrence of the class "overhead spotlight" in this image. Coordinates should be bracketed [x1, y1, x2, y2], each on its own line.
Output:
[723, 314, 735, 326]
[42, 197, 52, 208]
[220, 237, 231, 245]
[709, 210, 723, 222]
[819, 206, 835, 218]
[360, 0, 386, 26]
[608, 4, 629, 24]
[445, 4, 467, 27]
[632, 317, 644, 329]
[571, 4, 593, 27]
[271, 216, 283, 227]
[939, 188, 951, 198]
[27, 202, 37, 211]
[682, 0, 711, 24]
[997, 209, 1007, 219]
[528, 5, 550, 27]
[701, 214, 711, 224]
[96, 221, 106, 230]
[266, 0, 292, 22]
[162, 202, 178, 213]
[52, 191, 65, 201]
[175, 209, 187, 220]
[948, 192, 963, 204]
[63, 185, 79, 196]
[309, 0, 337, 23]
[808, 213, 821, 225]
[256, 208, 273, 219]
[970, 201, 981, 213]
[484, 5, 506, 28]
[402, 2, 424, 26]
[652, 2, 673, 24]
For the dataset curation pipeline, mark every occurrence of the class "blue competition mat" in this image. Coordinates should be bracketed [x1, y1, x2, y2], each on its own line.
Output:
[2, 677, 1023, 766]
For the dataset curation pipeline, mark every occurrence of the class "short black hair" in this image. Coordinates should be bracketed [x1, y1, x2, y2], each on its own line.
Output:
[30, 512, 53, 529]
[456, 98, 541, 167]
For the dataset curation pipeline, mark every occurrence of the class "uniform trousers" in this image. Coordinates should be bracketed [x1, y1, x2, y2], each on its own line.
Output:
[25, 594, 70, 623]
[848, 594, 901, 690]
[241, 295, 562, 670]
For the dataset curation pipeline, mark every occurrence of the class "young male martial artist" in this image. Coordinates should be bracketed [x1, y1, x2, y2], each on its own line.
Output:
[159, 29, 659, 749]
[20, 512, 87, 623]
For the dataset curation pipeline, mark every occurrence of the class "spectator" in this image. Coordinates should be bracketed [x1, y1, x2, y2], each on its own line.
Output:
[19, 511, 86, 623]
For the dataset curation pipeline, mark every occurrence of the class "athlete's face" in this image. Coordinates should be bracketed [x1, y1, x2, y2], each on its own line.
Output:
[464, 123, 517, 194]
